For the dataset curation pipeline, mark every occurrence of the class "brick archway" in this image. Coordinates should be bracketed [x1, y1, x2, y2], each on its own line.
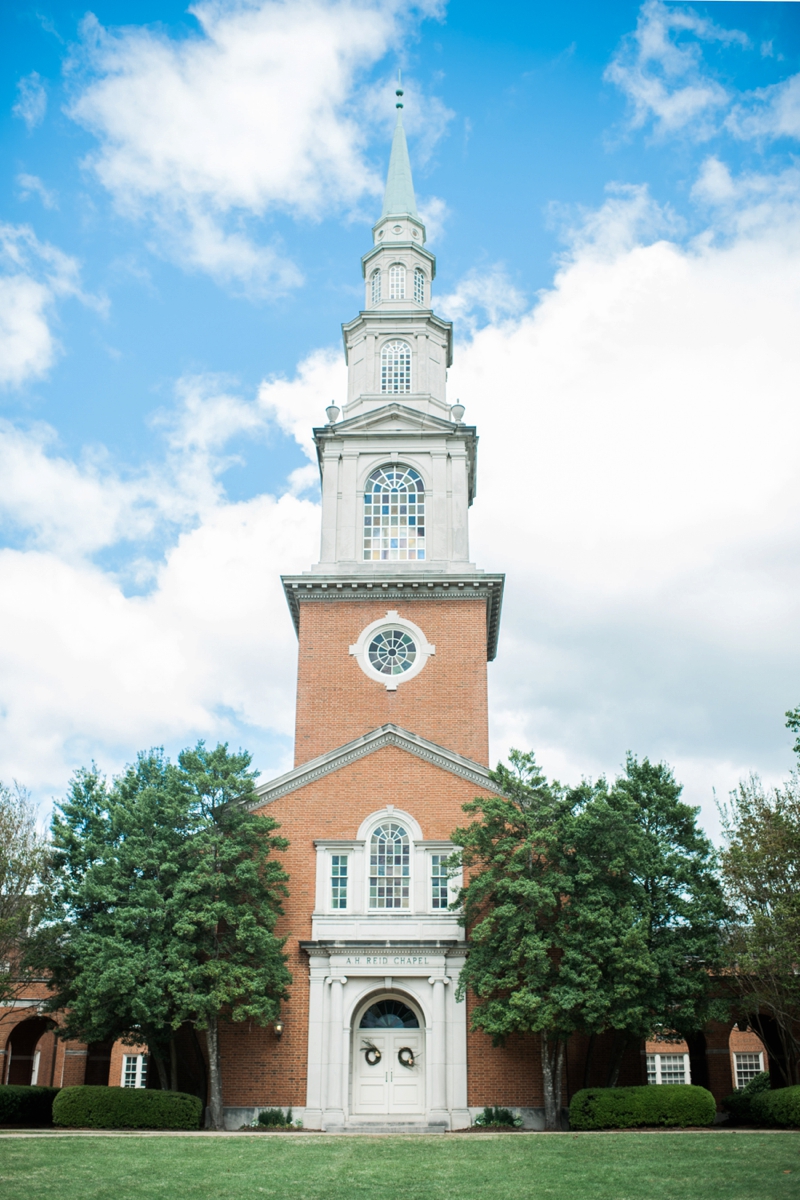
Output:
[4, 1015, 56, 1086]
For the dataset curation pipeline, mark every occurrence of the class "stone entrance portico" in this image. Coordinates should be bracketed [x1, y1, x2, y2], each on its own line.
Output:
[301, 942, 469, 1131]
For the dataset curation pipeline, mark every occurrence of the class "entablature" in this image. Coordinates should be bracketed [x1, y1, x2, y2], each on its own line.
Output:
[280, 574, 505, 661]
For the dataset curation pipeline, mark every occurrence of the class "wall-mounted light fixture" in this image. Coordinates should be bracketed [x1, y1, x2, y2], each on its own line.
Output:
[273, 1019, 284, 1038]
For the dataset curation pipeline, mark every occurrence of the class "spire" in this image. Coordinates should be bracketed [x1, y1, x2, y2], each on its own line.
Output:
[381, 78, 418, 219]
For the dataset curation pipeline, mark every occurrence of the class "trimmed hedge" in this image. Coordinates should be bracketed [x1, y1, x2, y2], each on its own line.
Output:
[53, 1086, 203, 1130]
[0, 1085, 60, 1126]
[750, 1085, 800, 1128]
[722, 1071, 771, 1122]
[569, 1085, 716, 1130]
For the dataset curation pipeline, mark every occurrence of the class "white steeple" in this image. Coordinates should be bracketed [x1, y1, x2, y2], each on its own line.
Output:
[306, 89, 481, 577]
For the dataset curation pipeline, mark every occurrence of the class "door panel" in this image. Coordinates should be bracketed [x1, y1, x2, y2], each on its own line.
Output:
[389, 1032, 422, 1114]
[354, 1032, 389, 1114]
[353, 1027, 424, 1116]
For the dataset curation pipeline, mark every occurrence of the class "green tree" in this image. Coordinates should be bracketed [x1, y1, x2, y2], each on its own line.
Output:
[452, 752, 654, 1130]
[31, 753, 192, 1088]
[600, 755, 727, 1084]
[719, 768, 800, 1086]
[168, 742, 292, 1129]
[0, 781, 50, 1004]
[453, 751, 725, 1129]
[31, 742, 291, 1128]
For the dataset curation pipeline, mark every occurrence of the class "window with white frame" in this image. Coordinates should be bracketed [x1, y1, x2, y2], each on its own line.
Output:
[380, 340, 411, 394]
[414, 267, 425, 305]
[331, 854, 348, 909]
[363, 464, 425, 561]
[431, 855, 450, 909]
[369, 823, 410, 909]
[389, 263, 406, 299]
[122, 1054, 148, 1088]
[734, 1052, 764, 1088]
[371, 268, 381, 306]
[646, 1053, 690, 1085]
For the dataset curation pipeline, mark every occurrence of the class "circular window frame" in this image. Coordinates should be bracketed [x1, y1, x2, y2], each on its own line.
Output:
[349, 610, 435, 691]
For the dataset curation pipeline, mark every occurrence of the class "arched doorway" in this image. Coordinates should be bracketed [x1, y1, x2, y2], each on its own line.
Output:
[351, 995, 425, 1117]
[4, 1016, 56, 1086]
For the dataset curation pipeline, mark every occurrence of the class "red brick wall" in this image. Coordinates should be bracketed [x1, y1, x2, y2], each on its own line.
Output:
[219, 747, 495, 1108]
[293, 598, 489, 766]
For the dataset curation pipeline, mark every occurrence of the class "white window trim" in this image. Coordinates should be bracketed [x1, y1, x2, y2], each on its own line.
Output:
[734, 1051, 764, 1089]
[428, 846, 461, 914]
[121, 1054, 147, 1088]
[349, 610, 435, 691]
[647, 1052, 691, 1085]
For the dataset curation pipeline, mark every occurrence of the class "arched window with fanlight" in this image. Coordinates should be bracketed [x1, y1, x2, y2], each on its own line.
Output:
[389, 263, 406, 300]
[414, 267, 425, 306]
[370, 268, 381, 307]
[363, 464, 425, 561]
[380, 339, 411, 394]
[369, 822, 410, 909]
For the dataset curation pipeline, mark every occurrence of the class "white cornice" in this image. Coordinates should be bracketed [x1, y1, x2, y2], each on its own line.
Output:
[250, 723, 503, 809]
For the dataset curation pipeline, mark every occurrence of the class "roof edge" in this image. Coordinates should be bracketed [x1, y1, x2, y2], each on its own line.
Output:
[251, 723, 503, 808]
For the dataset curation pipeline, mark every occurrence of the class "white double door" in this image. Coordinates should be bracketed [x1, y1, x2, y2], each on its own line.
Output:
[353, 1029, 424, 1116]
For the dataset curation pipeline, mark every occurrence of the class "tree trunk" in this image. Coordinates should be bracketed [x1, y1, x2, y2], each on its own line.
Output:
[582, 1033, 596, 1090]
[606, 1032, 630, 1088]
[169, 1036, 178, 1092]
[150, 1046, 169, 1091]
[540, 1032, 564, 1131]
[206, 1017, 224, 1130]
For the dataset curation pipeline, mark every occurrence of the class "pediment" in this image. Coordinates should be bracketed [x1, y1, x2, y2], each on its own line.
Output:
[320, 403, 462, 437]
[250, 724, 503, 808]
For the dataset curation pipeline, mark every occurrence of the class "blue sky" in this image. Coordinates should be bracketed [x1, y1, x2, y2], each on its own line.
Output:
[2, 0, 800, 833]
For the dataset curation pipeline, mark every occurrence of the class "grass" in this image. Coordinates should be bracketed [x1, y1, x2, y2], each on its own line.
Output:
[0, 1131, 798, 1200]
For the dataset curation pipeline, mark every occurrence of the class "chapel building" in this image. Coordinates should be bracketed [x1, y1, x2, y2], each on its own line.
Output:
[0, 100, 769, 1128]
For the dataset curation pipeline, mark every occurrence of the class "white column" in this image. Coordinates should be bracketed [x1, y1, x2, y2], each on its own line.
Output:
[429, 976, 448, 1125]
[324, 977, 347, 1127]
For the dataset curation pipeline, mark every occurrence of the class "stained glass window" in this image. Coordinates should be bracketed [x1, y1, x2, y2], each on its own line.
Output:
[363, 464, 425, 561]
[380, 339, 411, 394]
[360, 999, 419, 1028]
[368, 629, 417, 676]
[331, 854, 348, 909]
[369, 823, 410, 909]
[389, 264, 405, 299]
[371, 269, 381, 306]
[414, 267, 425, 305]
[431, 854, 450, 909]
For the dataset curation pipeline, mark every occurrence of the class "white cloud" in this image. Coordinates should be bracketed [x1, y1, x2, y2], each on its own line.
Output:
[0, 493, 318, 793]
[257, 346, 346, 459]
[442, 170, 800, 829]
[68, 0, 445, 291]
[438, 265, 526, 330]
[13, 72, 47, 130]
[16, 173, 58, 209]
[0, 224, 91, 387]
[605, 0, 746, 138]
[726, 72, 800, 142]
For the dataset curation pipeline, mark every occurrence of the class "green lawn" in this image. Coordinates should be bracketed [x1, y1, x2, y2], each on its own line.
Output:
[0, 1132, 798, 1200]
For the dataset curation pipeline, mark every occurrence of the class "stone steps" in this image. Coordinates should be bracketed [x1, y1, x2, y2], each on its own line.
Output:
[329, 1122, 449, 1135]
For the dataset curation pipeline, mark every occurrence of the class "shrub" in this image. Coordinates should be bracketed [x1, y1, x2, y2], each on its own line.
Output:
[722, 1071, 771, 1122]
[53, 1086, 202, 1130]
[750, 1085, 800, 1128]
[474, 1106, 522, 1128]
[257, 1107, 293, 1127]
[569, 1085, 716, 1130]
[0, 1086, 60, 1126]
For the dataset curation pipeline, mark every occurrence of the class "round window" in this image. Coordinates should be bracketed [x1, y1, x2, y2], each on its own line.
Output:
[349, 611, 435, 691]
[368, 629, 417, 676]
